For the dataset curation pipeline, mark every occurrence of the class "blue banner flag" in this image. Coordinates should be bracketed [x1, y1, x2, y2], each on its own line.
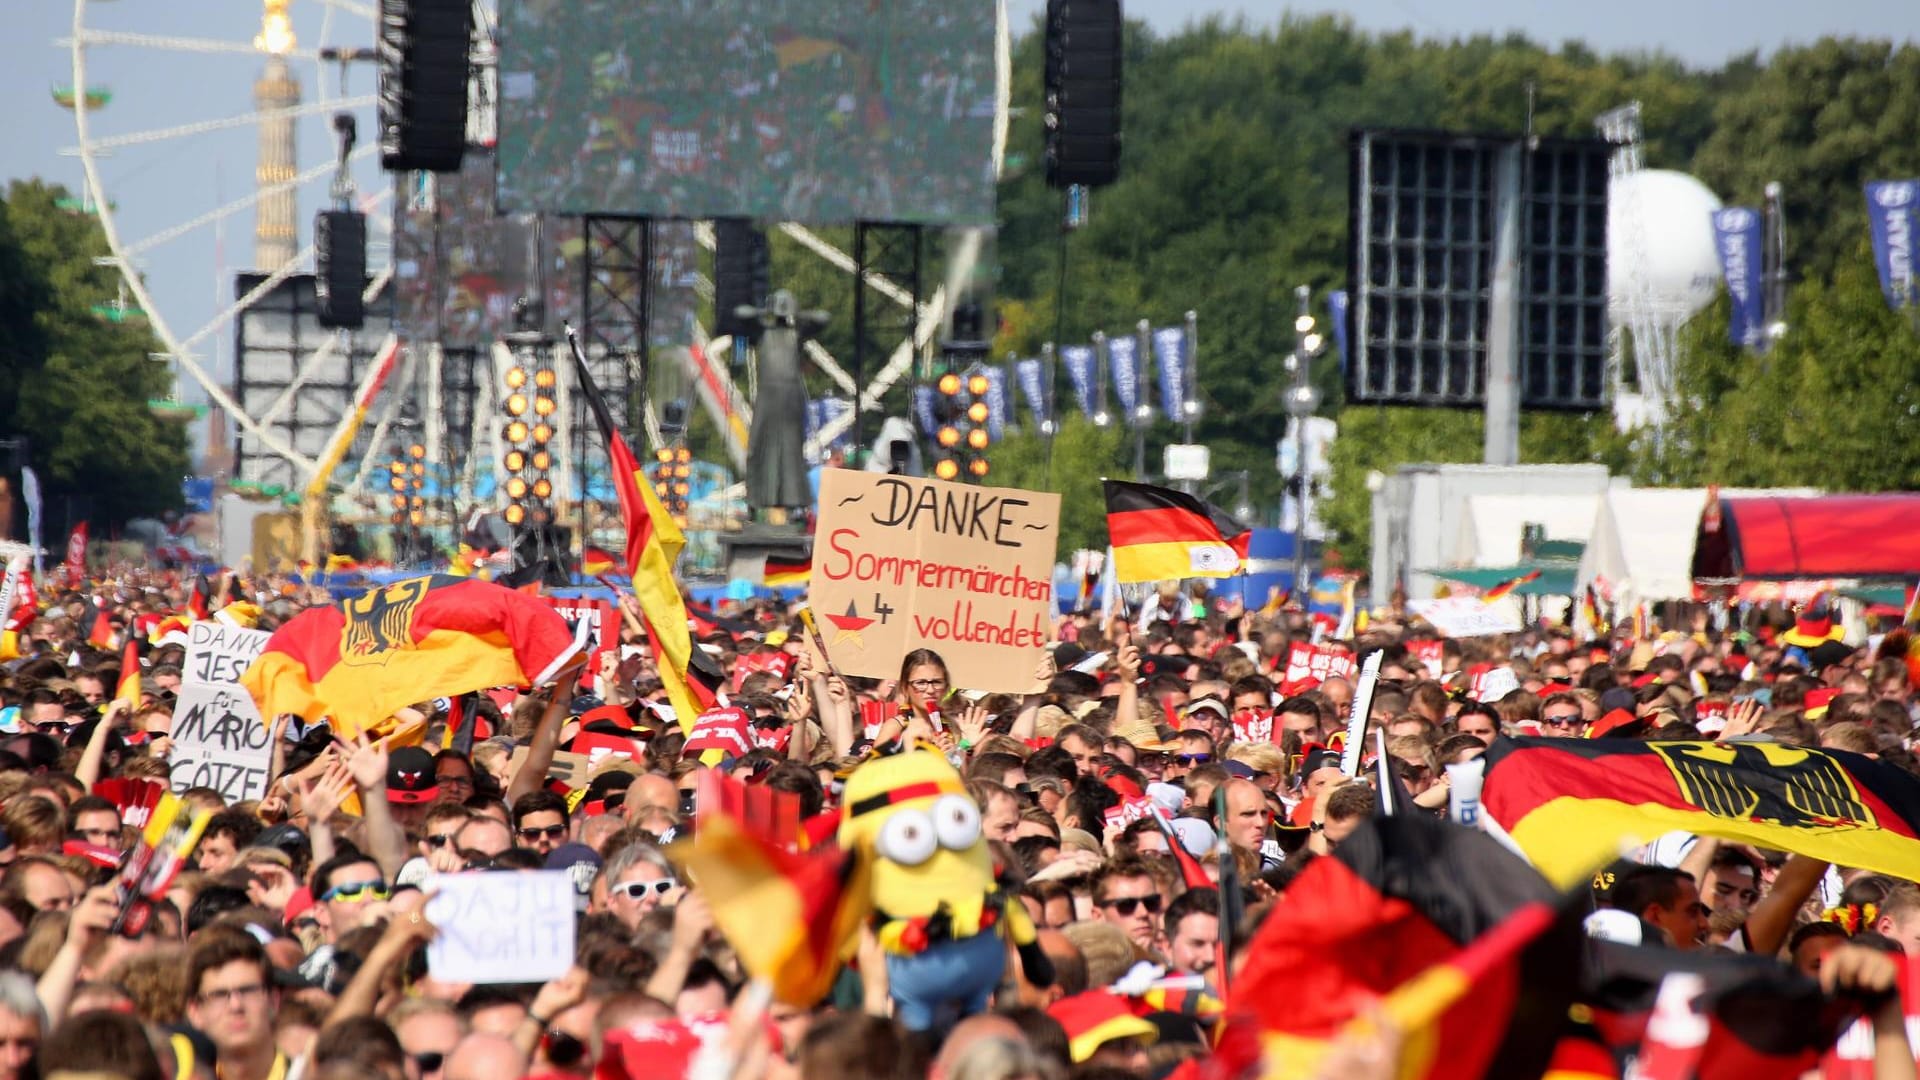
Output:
[1015, 358, 1050, 426]
[1061, 345, 1097, 420]
[1866, 181, 1920, 310]
[1711, 207, 1765, 347]
[912, 384, 938, 437]
[1108, 334, 1143, 422]
[1151, 326, 1189, 423]
[1327, 290, 1351, 373]
[983, 367, 1009, 440]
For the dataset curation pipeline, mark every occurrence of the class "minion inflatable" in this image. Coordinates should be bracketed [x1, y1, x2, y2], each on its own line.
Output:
[839, 750, 1053, 1031]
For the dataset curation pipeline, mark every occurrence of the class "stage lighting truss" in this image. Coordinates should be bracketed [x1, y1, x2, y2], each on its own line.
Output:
[929, 366, 995, 482]
[503, 362, 557, 528]
[651, 442, 693, 528]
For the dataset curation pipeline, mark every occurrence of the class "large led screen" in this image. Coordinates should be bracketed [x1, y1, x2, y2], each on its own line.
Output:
[495, 0, 997, 224]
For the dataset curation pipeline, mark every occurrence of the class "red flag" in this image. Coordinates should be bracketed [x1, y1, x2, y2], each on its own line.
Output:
[63, 522, 88, 586]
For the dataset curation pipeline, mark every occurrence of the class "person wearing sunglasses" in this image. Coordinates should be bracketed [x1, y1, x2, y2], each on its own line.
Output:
[1091, 858, 1163, 952]
[603, 839, 679, 932]
[510, 791, 571, 857]
[300, 848, 391, 988]
[389, 1000, 462, 1080]
[1540, 692, 1587, 739]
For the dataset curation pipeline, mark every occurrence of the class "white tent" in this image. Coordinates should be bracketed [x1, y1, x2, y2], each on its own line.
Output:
[1450, 494, 1602, 568]
[1577, 487, 1819, 608]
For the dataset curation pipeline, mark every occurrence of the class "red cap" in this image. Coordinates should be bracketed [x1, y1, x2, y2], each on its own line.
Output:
[1804, 687, 1841, 719]
[283, 886, 315, 925]
[580, 704, 632, 730]
[1631, 672, 1661, 689]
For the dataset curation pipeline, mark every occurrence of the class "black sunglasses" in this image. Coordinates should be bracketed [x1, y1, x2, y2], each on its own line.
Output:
[411, 1052, 445, 1074]
[1174, 753, 1211, 765]
[516, 823, 567, 840]
[1098, 895, 1163, 916]
[425, 833, 459, 848]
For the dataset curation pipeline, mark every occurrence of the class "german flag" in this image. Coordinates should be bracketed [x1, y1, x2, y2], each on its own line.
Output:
[1483, 569, 1542, 603]
[763, 553, 810, 588]
[1582, 937, 1860, 1080]
[240, 574, 586, 738]
[187, 575, 211, 621]
[567, 328, 723, 730]
[667, 769, 868, 1006]
[1478, 736, 1920, 889]
[1227, 813, 1581, 1080]
[1103, 479, 1249, 584]
[82, 598, 114, 649]
[115, 638, 141, 707]
[581, 546, 618, 578]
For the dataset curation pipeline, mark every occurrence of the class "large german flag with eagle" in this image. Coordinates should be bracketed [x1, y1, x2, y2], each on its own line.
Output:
[1479, 736, 1920, 888]
[566, 328, 724, 731]
[1102, 479, 1250, 583]
[240, 575, 586, 738]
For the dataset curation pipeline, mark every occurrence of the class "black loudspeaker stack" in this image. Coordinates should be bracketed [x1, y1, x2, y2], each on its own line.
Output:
[378, 0, 474, 172]
[713, 218, 771, 340]
[315, 209, 367, 329]
[1044, 0, 1123, 189]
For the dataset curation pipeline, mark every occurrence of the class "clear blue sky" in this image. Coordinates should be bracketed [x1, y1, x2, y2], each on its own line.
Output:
[4, 0, 1915, 407]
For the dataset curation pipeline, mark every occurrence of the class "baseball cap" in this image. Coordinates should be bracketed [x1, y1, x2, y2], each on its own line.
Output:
[545, 843, 604, 912]
[1181, 698, 1229, 722]
[1168, 818, 1216, 858]
[1586, 709, 1645, 740]
[385, 747, 441, 804]
[1146, 783, 1185, 816]
[1301, 747, 1343, 776]
[1220, 760, 1256, 779]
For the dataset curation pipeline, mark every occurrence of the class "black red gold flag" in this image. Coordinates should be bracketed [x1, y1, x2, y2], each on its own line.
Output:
[667, 769, 868, 1006]
[1478, 736, 1920, 888]
[1102, 479, 1250, 583]
[115, 638, 141, 706]
[763, 554, 811, 588]
[1226, 814, 1581, 1080]
[241, 574, 585, 738]
[566, 326, 722, 730]
[1483, 569, 1543, 602]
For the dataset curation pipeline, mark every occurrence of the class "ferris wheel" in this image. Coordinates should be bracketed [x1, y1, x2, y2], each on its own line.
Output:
[62, 0, 402, 467]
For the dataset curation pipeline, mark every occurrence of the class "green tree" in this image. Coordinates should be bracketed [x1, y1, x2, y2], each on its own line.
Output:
[986, 415, 1131, 553]
[2, 180, 189, 522]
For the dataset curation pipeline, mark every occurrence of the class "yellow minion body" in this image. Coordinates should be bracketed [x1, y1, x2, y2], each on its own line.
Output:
[838, 751, 1003, 954]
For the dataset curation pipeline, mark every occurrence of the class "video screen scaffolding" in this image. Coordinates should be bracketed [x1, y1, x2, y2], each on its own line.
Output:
[1346, 129, 1611, 411]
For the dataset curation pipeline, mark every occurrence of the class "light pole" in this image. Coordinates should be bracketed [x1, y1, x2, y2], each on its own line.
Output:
[1285, 285, 1325, 595]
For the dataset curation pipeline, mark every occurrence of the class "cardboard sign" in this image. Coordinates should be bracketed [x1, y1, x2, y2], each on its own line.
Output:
[811, 469, 1061, 693]
[169, 683, 272, 803]
[1471, 666, 1520, 703]
[1283, 642, 1357, 687]
[545, 598, 614, 689]
[183, 622, 273, 687]
[423, 870, 576, 983]
[1409, 597, 1523, 638]
[507, 746, 591, 791]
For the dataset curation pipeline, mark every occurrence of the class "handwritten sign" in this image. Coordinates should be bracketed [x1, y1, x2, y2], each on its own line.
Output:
[811, 469, 1061, 692]
[423, 871, 576, 983]
[573, 730, 647, 772]
[169, 683, 272, 803]
[1283, 642, 1357, 688]
[1407, 640, 1445, 679]
[184, 622, 272, 687]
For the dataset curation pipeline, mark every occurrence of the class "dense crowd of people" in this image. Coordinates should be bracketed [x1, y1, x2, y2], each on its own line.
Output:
[0, 569, 1915, 1080]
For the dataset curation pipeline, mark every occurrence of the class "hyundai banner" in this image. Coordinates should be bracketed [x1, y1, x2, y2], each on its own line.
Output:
[1711, 206, 1765, 346]
[1866, 180, 1920, 311]
[912, 384, 938, 437]
[1151, 326, 1188, 423]
[1108, 334, 1142, 422]
[980, 366, 1008, 440]
[1061, 345, 1097, 421]
[1014, 358, 1050, 427]
[1327, 290, 1351, 373]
